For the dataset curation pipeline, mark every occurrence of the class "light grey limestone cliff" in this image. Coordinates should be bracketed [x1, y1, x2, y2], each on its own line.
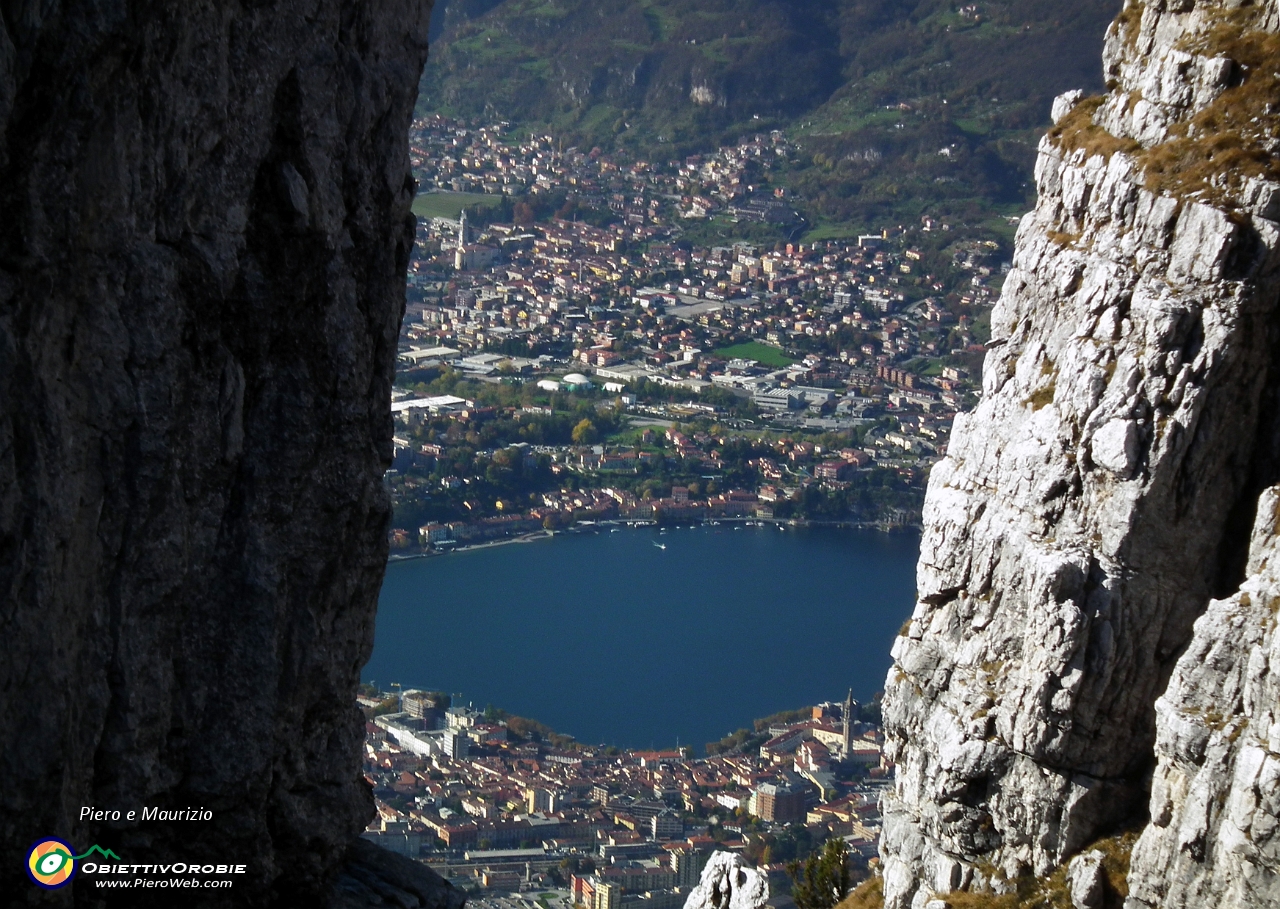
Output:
[1124, 485, 1280, 909]
[880, 2, 1280, 907]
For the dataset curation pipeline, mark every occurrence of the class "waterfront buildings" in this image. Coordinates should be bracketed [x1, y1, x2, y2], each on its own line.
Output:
[360, 689, 888, 901]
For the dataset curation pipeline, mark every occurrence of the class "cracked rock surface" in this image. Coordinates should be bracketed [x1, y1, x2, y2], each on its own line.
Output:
[1125, 486, 1280, 909]
[0, 1, 454, 906]
[334, 840, 469, 909]
[682, 851, 769, 909]
[880, 2, 1280, 907]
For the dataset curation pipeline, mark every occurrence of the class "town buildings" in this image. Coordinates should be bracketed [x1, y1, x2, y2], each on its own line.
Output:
[383, 117, 1007, 547]
[360, 689, 887, 902]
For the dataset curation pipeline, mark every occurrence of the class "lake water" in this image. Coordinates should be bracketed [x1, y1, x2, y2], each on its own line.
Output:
[366, 524, 919, 753]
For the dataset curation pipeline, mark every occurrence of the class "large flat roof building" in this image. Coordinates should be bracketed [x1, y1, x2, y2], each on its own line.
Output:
[750, 781, 806, 823]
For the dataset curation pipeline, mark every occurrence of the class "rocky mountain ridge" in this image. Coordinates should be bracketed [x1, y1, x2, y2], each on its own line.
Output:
[879, 1, 1280, 907]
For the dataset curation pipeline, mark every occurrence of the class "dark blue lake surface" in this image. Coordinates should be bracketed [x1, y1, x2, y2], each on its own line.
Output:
[366, 524, 918, 753]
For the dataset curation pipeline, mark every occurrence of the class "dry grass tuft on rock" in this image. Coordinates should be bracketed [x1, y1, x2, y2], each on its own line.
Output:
[1143, 21, 1280, 204]
[834, 877, 884, 909]
[936, 830, 1139, 909]
[1047, 96, 1142, 162]
[1051, 7, 1280, 210]
[1114, 1, 1145, 50]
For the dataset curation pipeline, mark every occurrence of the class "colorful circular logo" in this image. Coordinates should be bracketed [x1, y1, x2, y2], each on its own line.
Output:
[27, 838, 76, 889]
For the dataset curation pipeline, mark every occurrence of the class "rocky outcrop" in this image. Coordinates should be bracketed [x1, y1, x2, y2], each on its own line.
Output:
[1066, 850, 1107, 909]
[682, 851, 769, 909]
[1124, 485, 1280, 909]
[334, 839, 468, 909]
[0, 1, 443, 906]
[880, 2, 1280, 907]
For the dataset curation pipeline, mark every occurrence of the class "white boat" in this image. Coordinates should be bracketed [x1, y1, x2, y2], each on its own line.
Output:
[653, 542, 667, 550]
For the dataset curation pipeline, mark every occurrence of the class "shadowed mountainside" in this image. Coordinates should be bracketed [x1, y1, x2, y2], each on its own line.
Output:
[0, 2, 459, 906]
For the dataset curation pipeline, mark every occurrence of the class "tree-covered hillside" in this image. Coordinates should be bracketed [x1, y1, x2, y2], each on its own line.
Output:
[419, 0, 1122, 233]
[422, 0, 1117, 148]
[422, 0, 843, 147]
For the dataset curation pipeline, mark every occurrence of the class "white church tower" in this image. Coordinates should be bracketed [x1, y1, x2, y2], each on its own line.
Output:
[454, 209, 469, 270]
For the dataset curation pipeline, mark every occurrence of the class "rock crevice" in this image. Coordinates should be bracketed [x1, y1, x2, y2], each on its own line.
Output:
[1126, 486, 1280, 908]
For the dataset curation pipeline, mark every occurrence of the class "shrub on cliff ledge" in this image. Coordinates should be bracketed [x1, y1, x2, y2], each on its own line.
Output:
[789, 838, 852, 909]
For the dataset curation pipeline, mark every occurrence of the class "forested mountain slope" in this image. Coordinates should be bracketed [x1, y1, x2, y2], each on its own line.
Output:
[419, 0, 1121, 230]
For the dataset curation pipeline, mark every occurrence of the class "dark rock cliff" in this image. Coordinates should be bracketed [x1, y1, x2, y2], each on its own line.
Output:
[0, 2, 455, 905]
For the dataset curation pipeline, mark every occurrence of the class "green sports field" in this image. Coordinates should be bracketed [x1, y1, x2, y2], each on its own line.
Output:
[413, 192, 503, 220]
[715, 342, 796, 368]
